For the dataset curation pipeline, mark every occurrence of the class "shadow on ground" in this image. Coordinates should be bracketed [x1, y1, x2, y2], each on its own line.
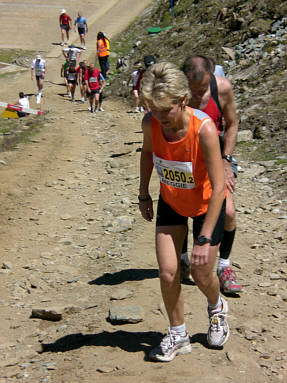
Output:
[190, 332, 224, 350]
[89, 268, 158, 286]
[40, 330, 163, 358]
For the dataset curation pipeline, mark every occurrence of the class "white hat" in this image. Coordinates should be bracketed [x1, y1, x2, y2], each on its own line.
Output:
[61, 9, 66, 14]
[36, 54, 41, 60]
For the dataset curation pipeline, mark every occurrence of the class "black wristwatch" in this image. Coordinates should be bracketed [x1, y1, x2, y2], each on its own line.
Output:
[197, 235, 212, 246]
[222, 154, 233, 163]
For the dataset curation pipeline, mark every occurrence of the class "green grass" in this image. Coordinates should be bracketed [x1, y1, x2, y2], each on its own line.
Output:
[236, 141, 278, 162]
[0, 49, 35, 64]
[0, 117, 44, 152]
[0, 70, 25, 79]
[275, 159, 287, 166]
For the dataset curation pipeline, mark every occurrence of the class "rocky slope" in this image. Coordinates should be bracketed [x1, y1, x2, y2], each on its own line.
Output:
[109, 0, 287, 158]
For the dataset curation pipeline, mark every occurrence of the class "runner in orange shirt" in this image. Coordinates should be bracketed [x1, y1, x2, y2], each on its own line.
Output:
[139, 62, 229, 362]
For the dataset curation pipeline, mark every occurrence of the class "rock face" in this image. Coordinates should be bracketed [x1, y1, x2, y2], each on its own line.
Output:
[110, 0, 287, 160]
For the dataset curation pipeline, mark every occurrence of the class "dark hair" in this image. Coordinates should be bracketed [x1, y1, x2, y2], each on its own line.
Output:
[19, 92, 25, 98]
[97, 32, 107, 47]
[182, 55, 213, 81]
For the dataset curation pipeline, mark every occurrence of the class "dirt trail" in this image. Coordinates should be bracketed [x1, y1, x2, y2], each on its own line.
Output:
[0, 1, 286, 383]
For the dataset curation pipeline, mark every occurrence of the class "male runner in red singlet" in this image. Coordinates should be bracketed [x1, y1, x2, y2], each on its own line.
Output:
[182, 55, 243, 294]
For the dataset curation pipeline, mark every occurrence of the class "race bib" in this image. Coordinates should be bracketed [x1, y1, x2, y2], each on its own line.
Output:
[153, 153, 195, 189]
[89, 76, 98, 83]
[68, 73, 76, 80]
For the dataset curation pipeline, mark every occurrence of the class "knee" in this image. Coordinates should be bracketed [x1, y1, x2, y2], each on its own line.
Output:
[191, 268, 212, 289]
[159, 269, 177, 286]
[225, 202, 236, 222]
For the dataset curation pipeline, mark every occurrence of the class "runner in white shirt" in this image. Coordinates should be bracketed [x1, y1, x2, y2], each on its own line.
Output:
[31, 54, 46, 104]
[62, 45, 81, 67]
[127, 66, 144, 112]
[16, 92, 30, 117]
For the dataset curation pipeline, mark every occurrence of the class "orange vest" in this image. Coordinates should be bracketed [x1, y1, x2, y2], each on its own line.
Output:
[150, 108, 213, 217]
[98, 39, 108, 57]
[106, 38, 110, 56]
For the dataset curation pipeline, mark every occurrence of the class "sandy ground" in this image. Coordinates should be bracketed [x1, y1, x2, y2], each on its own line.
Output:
[0, 1, 286, 383]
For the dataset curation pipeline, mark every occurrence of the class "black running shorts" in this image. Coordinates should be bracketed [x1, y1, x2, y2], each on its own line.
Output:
[156, 195, 226, 246]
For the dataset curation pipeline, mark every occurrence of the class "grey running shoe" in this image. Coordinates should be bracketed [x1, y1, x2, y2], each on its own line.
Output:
[217, 266, 243, 294]
[149, 328, 191, 362]
[207, 297, 229, 347]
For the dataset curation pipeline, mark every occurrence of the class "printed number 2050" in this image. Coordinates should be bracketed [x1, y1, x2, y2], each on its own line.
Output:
[163, 168, 193, 183]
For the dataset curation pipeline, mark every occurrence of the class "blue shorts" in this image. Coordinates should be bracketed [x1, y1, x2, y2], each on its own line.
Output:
[78, 27, 85, 35]
[156, 195, 226, 246]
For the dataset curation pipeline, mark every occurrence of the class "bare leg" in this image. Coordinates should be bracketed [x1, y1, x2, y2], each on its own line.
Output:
[61, 29, 65, 44]
[191, 244, 220, 305]
[156, 225, 187, 326]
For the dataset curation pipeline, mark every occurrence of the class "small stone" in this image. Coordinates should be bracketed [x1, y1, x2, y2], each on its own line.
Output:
[109, 305, 144, 324]
[96, 366, 115, 373]
[60, 215, 72, 220]
[244, 331, 258, 340]
[270, 273, 281, 280]
[110, 288, 133, 300]
[30, 308, 62, 321]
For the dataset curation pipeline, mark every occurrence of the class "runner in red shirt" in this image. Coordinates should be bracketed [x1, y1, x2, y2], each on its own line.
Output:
[59, 9, 72, 46]
[85, 63, 106, 113]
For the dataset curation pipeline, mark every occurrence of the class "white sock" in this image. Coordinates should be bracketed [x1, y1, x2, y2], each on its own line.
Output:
[217, 258, 230, 272]
[170, 323, 186, 337]
[208, 297, 222, 311]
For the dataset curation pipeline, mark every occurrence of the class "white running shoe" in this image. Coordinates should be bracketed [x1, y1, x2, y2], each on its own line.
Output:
[207, 297, 229, 347]
[60, 42, 64, 46]
[81, 97, 85, 103]
[36, 94, 41, 104]
[149, 328, 191, 362]
[82, 45, 86, 50]
[99, 106, 104, 112]
[135, 107, 140, 113]
[140, 106, 145, 112]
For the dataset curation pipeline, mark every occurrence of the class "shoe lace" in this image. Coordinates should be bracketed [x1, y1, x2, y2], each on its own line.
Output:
[160, 329, 179, 352]
[209, 313, 226, 332]
[220, 267, 237, 283]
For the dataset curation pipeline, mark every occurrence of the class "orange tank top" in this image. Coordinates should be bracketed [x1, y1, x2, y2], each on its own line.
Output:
[151, 108, 213, 217]
[98, 39, 108, 57]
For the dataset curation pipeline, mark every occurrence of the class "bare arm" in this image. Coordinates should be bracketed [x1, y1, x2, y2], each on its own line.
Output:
[217, 76, 238, 193]
[191, 120, 226, 265]
[139, 112, 154, 222]
[99, 79, 106, 93]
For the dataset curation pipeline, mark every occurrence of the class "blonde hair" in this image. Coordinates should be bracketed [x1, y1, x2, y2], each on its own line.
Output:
[140, 62, 190, 109]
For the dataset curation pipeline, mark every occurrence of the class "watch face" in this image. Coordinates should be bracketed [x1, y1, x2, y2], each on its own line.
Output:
[198, 235, 211, 245]
[223, 155, 232, 162]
